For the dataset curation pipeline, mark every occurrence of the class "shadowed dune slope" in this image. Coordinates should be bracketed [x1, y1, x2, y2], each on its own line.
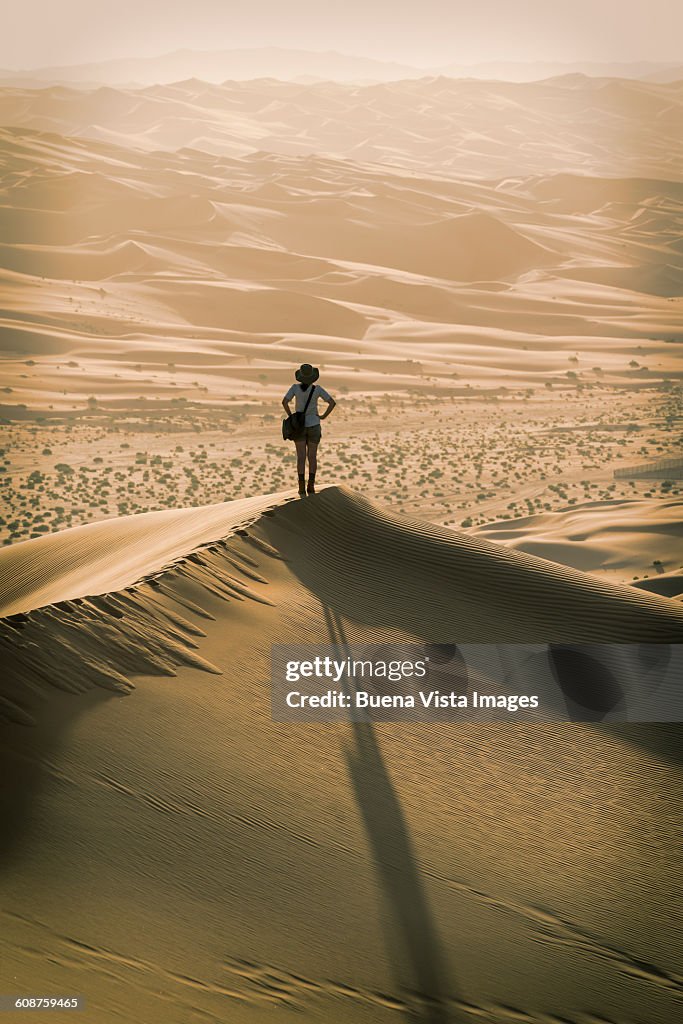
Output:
[254, 486, 683, 643]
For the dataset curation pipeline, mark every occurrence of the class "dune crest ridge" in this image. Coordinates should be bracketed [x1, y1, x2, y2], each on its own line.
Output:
[0, 490, 291, 618]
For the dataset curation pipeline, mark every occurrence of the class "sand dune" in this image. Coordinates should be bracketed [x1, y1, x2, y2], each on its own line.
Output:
[1, 76, 682, 177]
[0, 491, 290, 618]
[2, 487, 682, 1023]
[633, 568, 683, 598]
[0, 110, 681, 419]
[470, 498, 683, 581]
[4, 487, 682, 721]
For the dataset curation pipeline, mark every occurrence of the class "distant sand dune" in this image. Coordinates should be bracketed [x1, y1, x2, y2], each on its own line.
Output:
[2, 76, 683, 178]
[470, 498, 683, 578]
[633, 569, 683, 598]
[1, 119, 681, 409]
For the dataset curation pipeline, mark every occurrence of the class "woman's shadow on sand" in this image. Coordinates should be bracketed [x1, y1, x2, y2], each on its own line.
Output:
[323, 606, 458, 1024]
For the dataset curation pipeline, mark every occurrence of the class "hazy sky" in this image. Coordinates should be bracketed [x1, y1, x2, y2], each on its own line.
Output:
[4, 1, 682, 69]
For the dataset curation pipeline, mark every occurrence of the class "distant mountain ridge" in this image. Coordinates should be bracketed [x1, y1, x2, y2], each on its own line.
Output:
[0, 47, 681, 86]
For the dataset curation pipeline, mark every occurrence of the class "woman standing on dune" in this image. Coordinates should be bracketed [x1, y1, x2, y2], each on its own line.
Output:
[282, 363, 336, 496]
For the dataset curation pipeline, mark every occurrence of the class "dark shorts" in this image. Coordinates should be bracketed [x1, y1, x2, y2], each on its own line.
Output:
[301, 424, 321, 443]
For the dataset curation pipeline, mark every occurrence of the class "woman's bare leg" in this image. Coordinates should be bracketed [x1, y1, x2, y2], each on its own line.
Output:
[307, 442, 318, 476]
[294, 438, 307, 493]
[306, 441, 318, 493]
[295, 438, 307, 475]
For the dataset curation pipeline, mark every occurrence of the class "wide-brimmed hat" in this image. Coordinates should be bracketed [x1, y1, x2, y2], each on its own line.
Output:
[295, 362, 319, 384]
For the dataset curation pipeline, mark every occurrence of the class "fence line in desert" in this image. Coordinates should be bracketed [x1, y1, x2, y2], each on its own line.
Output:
[614, 456, 683, 480]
